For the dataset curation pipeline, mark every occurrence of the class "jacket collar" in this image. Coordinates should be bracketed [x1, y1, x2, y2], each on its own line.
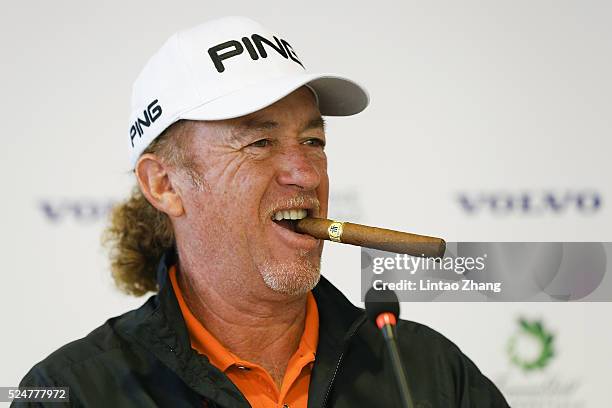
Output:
[309, 276, 366, 407]
[126, 248, 251, 407]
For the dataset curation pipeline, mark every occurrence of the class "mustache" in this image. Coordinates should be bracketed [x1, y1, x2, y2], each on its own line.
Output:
[265, 195, 321, 217]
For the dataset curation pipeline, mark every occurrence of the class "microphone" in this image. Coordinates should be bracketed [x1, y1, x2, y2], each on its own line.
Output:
[365, 288, 414, 408]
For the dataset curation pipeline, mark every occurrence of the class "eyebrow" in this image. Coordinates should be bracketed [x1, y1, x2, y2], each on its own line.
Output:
[305, 116, 326, 132]
[230, 115, 326, 143]
[239, 117, 279, 132]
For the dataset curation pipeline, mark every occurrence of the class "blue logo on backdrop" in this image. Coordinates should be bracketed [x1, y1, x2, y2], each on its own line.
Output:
[39, 200, 116, 223]
[457, 190, 602, 215]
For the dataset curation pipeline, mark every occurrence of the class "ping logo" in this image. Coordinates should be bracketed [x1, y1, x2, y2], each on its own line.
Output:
[130, 99, 162, 147]
[208, 34, 303, 73]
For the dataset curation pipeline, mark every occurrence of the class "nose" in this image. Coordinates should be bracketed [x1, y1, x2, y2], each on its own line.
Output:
[275, 146, 323, 191]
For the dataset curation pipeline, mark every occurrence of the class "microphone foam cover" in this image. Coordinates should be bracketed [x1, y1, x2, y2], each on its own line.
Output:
[364, 287, 400, 326]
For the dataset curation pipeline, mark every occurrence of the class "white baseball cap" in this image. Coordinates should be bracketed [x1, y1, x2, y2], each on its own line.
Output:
[128, 16, 369, 168]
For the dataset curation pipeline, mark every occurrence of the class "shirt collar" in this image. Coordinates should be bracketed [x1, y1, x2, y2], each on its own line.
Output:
[168, 264, 319, 372]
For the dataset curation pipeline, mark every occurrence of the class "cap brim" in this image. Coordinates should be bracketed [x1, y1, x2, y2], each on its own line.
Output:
[179, 73, 369, 121]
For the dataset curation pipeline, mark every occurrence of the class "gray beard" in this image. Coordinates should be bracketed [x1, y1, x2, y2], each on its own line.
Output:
[259, 256, 321, 296]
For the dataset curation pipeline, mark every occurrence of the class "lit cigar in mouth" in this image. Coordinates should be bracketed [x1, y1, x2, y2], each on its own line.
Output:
[296, 218, 446, 258]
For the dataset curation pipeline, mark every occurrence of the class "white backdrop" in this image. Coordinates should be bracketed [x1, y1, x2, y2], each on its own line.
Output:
[1, 1, 611, 406]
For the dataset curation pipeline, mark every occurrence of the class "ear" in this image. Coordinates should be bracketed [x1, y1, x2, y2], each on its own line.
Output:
[135, 153, 185, 218]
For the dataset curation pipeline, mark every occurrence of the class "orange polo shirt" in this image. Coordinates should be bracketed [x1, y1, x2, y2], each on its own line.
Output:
[169, 266, 319, 408]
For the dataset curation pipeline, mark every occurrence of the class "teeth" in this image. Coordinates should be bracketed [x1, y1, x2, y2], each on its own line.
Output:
[272, 209, 308, 221]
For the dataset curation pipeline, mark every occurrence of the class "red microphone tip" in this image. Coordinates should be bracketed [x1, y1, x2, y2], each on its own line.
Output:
[376, 312, 397, 329]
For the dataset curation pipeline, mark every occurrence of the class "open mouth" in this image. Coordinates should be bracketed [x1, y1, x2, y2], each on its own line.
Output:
[274, 219, 298, 232]
[271, 209, 309, 233]
[269, 208, 319, 250]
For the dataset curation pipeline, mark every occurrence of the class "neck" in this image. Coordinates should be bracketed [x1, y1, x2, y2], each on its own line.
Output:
[175, 259, 308, 388]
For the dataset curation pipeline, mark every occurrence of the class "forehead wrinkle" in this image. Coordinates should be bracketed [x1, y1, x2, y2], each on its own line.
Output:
[226, 107, 325, 145]
[227, 115, 279, 144]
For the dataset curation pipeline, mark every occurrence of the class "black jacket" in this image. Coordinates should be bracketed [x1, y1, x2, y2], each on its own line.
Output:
[16, 250, 509, 407]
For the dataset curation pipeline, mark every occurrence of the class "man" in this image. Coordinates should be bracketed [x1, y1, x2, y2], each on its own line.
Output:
[16, 17, 509, 407]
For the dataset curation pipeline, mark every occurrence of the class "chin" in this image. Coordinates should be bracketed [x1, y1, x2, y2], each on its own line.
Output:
[259, 258, 321, 296]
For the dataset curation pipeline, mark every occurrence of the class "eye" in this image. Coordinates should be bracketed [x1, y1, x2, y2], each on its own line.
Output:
[249, 139, 271, 148]
[303, 138, 326, 148]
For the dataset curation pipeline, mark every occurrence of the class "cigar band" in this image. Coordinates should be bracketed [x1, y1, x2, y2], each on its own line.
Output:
[328, 221, 345, 243]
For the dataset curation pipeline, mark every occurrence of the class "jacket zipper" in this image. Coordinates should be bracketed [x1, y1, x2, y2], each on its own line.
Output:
[321, 351, 345, 408]
[321, 315, 367, 408]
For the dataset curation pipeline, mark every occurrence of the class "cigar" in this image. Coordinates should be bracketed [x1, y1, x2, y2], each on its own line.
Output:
[296, 217, 446, 258]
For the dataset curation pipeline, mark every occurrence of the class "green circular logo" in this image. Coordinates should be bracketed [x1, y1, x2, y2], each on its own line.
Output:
[507, 318, 555, 372]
